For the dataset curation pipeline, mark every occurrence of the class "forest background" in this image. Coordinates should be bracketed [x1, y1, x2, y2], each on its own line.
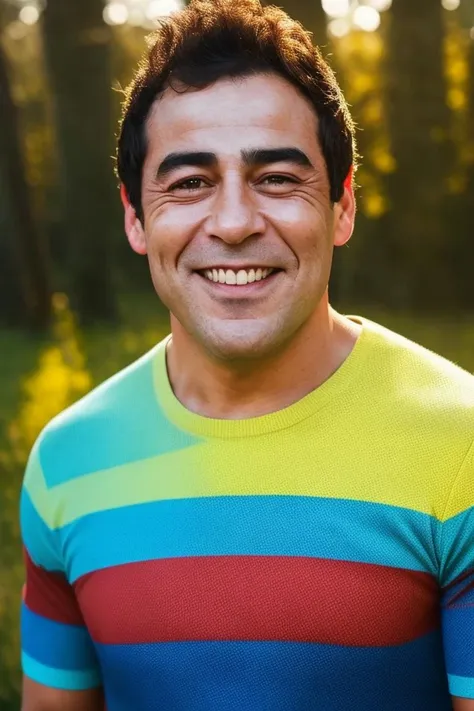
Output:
[1, 0, 474, 707]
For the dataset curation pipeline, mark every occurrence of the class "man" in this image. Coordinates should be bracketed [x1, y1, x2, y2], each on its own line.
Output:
[19, 0, 474, 709]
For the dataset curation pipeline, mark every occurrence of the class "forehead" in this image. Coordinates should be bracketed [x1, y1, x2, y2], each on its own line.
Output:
[146, 73, 320, 159]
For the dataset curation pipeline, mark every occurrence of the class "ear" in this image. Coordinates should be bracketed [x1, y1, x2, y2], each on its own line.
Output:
[120, 184, 147, 255]
[333, 179, 356, 248]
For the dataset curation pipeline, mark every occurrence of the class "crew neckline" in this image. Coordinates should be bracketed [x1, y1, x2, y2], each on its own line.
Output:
[152, 316, 372, 439]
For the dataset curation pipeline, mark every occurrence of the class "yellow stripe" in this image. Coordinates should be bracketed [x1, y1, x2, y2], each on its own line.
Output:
[26, 419, 469, 528]
[441, 438, 474, 521]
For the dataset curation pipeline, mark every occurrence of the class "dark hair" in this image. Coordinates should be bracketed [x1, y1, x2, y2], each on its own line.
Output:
[116, 0, 357, 222]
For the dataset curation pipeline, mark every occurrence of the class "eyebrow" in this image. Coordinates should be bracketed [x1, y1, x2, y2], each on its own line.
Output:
[156, 147, 313, 179]
[242, 147, 313, 169]
[156, 152, 217, 179]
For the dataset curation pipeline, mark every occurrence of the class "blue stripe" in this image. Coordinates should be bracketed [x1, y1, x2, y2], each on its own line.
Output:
[21, 602, 100, 671]
[64, 495, 439, 582]
[39, 350, 200, 487]
[448, 674, 474, 699]
[96, 633, 451, 711]
[440, 506, 474, 585]
[22, 652, 101, 690]
[20, 488, 62, 572]
[442, 604, 474, 677]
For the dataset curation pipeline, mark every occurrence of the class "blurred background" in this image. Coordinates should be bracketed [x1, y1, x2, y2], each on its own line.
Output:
[0, 0, 473, 706]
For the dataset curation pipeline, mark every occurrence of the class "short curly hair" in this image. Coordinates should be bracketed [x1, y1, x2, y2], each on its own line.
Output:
[117, 0, 357, 222]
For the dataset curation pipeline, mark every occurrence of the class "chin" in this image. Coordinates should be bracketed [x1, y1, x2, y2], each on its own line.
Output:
[197, 319, 287, 363]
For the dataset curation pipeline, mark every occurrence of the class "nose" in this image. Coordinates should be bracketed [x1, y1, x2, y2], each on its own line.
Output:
[206, 176, 265, 244]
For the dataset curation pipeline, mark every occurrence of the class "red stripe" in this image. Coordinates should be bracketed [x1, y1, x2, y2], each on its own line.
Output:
[75, 556, 440, 646]
[24, 548, 86, 625]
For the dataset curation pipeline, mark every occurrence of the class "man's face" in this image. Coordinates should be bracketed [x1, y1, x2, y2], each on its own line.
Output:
[123, 72, 355, 360]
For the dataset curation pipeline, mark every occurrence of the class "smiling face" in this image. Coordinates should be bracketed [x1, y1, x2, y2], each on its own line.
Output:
[123, 72, 355, 361]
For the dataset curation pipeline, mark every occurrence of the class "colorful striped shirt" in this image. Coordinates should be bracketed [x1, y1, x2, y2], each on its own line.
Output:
[20, 316, 474, 710]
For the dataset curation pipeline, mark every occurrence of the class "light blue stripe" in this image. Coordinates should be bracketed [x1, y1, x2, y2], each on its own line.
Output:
[39, 349, 200, 488]
[448, 674, 474, 699]
[20, 488, 62, 572]
[440, 506, 474, 585]
[21, 602, 99, 670]
[64, 495, 440, 582]
[22, 652, 101, 690]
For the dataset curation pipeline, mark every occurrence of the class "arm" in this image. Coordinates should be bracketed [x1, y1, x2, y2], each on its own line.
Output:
[20, 439, 103, 710]
[22, 677, 104, 711]
[453, 699, 474, 711]
[440, 442, 474, 707]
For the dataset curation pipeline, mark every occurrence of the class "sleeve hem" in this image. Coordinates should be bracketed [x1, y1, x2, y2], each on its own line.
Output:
[22, 651, 102, 691]
[448, 673, 474, 699]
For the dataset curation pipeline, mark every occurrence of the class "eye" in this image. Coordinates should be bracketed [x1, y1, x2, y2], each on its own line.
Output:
[169, 177, 209, 192]
[258, 174, 299, 190]
[263, 175, 293, 184]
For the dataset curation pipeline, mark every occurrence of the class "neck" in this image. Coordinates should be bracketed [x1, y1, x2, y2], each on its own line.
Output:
[166, 295, 361, 420]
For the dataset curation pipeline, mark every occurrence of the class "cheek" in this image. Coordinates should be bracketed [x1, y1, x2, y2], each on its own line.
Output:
[265, 198, 332, 244]
[145, 207, 200, 269]
[267, 203, 333, 266]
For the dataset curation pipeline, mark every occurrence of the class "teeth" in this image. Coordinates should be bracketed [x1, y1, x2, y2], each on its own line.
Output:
[225, 269, 237, 285]
[203, 268, 275, 285]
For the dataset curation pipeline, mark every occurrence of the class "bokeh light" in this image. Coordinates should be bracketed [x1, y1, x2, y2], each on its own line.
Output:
[353, 5, 381, 32]
[366, 0, 392, 11]
[18, 4, 40, 25]
[321, 0, 351, 19]
[328, 18, 351, 38]
[103, 2, 129, 25]
[441, 0, 460, 10]
[145, 0, 181, 19]
[128, 7, 146, 26]
[10, 0, 466, 37]
[322, 0, 392, 34]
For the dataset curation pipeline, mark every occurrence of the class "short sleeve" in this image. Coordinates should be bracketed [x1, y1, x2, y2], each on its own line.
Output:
[20, 437, 102, 691]
[439, 441, 474, 700]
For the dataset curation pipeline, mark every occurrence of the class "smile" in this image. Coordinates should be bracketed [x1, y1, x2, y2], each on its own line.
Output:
[201, 268, 277, 286]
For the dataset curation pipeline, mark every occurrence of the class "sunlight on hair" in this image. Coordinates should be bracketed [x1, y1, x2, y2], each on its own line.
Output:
[321, 0, 351, 19]
[18, 5, 39, 25]
[441, 0, 460, 9]
[328, 18, 351, 38]
[353, 5, 381, 32]
[103, 2, 129, 25]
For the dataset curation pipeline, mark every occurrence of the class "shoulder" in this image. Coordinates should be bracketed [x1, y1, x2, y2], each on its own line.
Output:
[355, 316, 474, 480]
[25, 340, 166, 492]
[358, 316, 474, 419]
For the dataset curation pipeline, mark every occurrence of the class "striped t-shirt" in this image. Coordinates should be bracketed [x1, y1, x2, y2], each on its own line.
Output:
[20, 317, 474, 710]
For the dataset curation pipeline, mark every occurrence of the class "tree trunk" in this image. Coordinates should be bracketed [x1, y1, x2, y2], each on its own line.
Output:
[385, 0, 454, 311]
[42, 0, 118, 324]
[0, 39, 51, 330]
